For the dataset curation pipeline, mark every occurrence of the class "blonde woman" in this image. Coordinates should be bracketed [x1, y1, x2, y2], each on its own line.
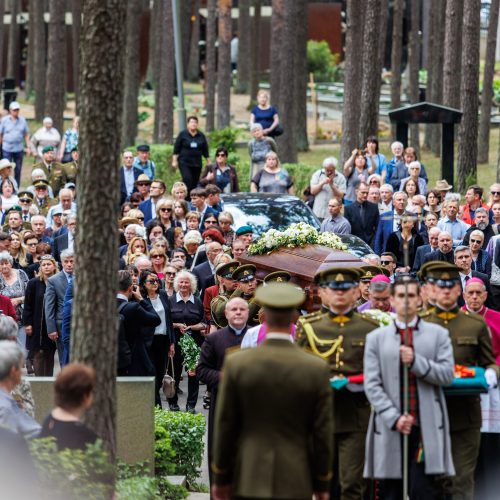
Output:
[127, 208, 145, 226]
[171, 181, 188, 201]
[156, 198, 180, 232]
[9, 231, 29, 271]
[250, 152, 294, 195]
[124, 236, 149, 265]
[250, 89, 281, 137]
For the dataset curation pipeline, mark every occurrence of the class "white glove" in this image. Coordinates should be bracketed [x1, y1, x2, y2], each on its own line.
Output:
[485, 368, 498, 389]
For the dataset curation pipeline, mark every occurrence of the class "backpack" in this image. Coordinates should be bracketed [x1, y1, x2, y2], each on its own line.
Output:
[117, 302, 132, 371]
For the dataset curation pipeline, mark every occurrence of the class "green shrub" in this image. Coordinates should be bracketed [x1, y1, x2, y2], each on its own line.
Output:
[208, 127, 240, 153]
[155, 407, 206, 484]
[30, 438, 114, 500]
[307, 40, 340, 82]
[116, 477, 161, 499]
[155, 423, 177, 476]
[282, 162, 316, 197]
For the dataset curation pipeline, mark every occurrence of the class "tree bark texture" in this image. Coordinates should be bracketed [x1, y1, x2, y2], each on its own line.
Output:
[235, 0, 250, 93]
[33, 0, 46, 120]
[477, 0, 499, 164]
[121, 0, 143, 148]
[217, 0, 232, 128]
[341, 0, 364, 163]
[457, 0, 481, 191]
[270, 0, 284, 109]
[424, 0, 445, 155]
[187, 0, 201, 82]
[0, 1, 4, 80]
[7, 0, 19, 83]
[442, 0, 463, 109]
[390, 0, 404, 112]
[72, 0, 126, 463]
[294, 0, 308, 152]
[359, 0, 382, 144]
[25, 0, 35, 95]
[72, 0, 82, 110]
[155, 0, 174, 144]
[205, 0, 217, 132]
[45, 0, 66, 134]
[408, 0, 421, 150]
[249, 0, 261, 103]
[181, 0, 191, 77]
[149, 0, 161, 89]
[277, 0, 297, 163]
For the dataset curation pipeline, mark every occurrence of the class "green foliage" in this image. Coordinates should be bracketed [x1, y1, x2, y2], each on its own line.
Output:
[30, 438, 114, 500]
[208, 127, 240, 153]
[138, 111, 150, 123]
[179, 334, 202, 371]
[155, 423, 177, 476]
[282, 162, 316, 196]
[466, 172, 477, 188]
[307, 40, 340, 82]
[138, 93, 155, 108]
[116, 477, 161, 499]
[149, 144, 181, 188]
[155, 407, 206, 484]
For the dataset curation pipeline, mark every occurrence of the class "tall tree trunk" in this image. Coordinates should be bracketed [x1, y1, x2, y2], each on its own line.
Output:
[235, 0, 250, 93]
[443, 0, 463, 109]
[25, 0, 35, 95]
[477, 0, 500, 164]
[390, 0, 404, 126]
[277, 0, 297, 163]
[0, 1, 5, 80]
[205, 0, 217, 132]
[217, 0, 232, 128]
[424, 0, 445, 154]
[149, 0, 161, 89]
[156, 0, 174, 143]
[33, 0, 46, 120]
[121, 0, 142, 148]
[72, 0, 82, 111]
[341, 0, 364, 163]
[294, 0, 308, 152]
[408, 0, 421, 150]
[7, 0, 19, 83]
[45, 0, 66, 133]
[359, 0, 382, 143]
[72, 0, 126, 464]
[457, 0, 481, 191]
[270, 0, 284, 109]
[187, 0, 200, 82]
[181, 0, 191, 78]
[249, 0, 261, 104]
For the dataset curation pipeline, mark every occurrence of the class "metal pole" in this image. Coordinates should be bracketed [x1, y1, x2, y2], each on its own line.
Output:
[402, 239, 410, 500]
[171, 0, 186, 131]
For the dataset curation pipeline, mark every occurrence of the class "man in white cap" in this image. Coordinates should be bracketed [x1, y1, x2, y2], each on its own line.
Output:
[30, 116, 61, 161]
[0, 101, 30, 186]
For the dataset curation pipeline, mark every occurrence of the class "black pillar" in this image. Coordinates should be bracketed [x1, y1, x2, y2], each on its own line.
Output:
[395, 123, 409, 147]
[441, 123, 454, 187]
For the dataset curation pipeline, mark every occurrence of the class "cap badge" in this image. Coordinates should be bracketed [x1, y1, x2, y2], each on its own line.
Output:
[335, 273, 344, 281]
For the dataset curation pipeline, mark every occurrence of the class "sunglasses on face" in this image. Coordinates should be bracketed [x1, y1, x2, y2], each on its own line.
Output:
[137, 182, 150, 187]
[380, 260, 393, 265]
[19, 198, 32, 203]
[470, 239, 482, 244]
[145, 279, 159, 284]
[137, 217, 144, 221]
[216, 153, 226, 157]
[151, 254, 163, 259]
[166, 272, 176, 276]
[205, 220, 217, 224]
[160, 207, 172, 212]
[492, 191, 500, 195]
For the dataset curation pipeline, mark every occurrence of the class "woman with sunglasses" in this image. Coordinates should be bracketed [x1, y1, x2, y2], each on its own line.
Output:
[199, 146, 239, 193]
[164, 266, 177, 297]
[127, 208, 145, 226]
[150, 249, 168, 280]
[155, 198, 181, 232]
[139, 270, 175, 408]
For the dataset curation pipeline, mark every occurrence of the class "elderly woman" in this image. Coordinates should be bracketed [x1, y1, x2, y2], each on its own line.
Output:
[58, 116, 79, 163]
[400, 161, 427, 195]
[30, 117, 61, 160]
[1, 179, 19, 211]
[124, 236, 149, 265]
[0, 340, 41, 437]
[250, 152, 294, 195]
[248, 123, 278, 178]
[168, 270, 206, 413]
[0, 252, 28, 348]
[0, 159, 19, 193]
[155, 198, 181, 233]
[218, 211, 235, 246]
[199, 146, 239, 193]
[140, 270, 175, 407]
[39, 363, 98, 450]
[22, 255, 58, 376]
[184, 230, 203, 269]
[468, 229, 492, 276]
[127, 208, 145, 226]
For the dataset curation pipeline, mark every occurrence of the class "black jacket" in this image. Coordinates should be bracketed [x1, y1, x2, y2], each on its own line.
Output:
[142, 290, 175, 348]
[423, 249, 454, 264]
[192, 261, 215, 301]
[344, 201, 380, 248]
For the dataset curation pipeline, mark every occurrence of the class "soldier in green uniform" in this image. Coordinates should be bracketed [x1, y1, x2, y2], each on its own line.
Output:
[263, 270, 291, 284]
[210, 260, 240, 329]
[421, 263, 499, 500]
[2, 206, 31, 233]
[62, 146, 78, 184]
[229, 264, 261, 326]
[32, 145, 67, 197]
[32, 179, 57, 217]
[296, 267, 379, 500]
[357, 265, 389, 308]
[416, 261, 443, 313]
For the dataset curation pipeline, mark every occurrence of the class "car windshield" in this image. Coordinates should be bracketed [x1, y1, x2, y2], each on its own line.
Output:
[224, 198, 320, 235]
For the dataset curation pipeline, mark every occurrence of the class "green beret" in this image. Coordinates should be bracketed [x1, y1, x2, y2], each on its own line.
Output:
[255, 282, 305, 309]
[42, 145, 55, 153]
[235, 225, 253, 236]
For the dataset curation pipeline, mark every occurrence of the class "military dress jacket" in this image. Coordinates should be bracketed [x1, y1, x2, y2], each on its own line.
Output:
[421, 306, 499, 431]
[296, 309, 379, 433]
[33, 161, 67, 197]
[228, 288, 261, 326]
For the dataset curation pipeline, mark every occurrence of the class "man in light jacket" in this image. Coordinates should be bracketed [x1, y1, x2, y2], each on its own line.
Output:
[363, 276, 455, 499]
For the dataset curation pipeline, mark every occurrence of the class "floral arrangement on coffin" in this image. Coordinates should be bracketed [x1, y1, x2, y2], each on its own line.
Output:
[361, 309, 394, 326]
[247, 222, 349, 256]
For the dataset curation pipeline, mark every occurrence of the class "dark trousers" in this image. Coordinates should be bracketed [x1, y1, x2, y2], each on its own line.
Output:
[167, 344, 183, 406]
[380, 427, 439, 500]
[4, 150, 24, 186]
[151, 334, 169, 407]
[33, 349, 55, 376]
[489, 284, 500, 312]
[179, 164, 202, 194]
[474, 433, 500, 500]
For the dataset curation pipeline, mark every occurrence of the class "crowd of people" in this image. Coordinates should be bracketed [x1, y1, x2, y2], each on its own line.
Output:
[2, 92, 500, 499]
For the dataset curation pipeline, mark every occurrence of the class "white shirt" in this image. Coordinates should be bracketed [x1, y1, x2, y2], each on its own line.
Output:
[151, 296, 167, 335]
[459, 272, 472, 290]
[175, 292, 194, 303]
[123, 166, 135, 197]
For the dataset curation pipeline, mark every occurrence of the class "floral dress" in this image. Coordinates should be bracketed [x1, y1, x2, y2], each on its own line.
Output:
[0, 269, 29, 325]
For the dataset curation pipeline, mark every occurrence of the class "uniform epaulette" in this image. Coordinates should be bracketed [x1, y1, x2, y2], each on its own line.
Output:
[418, 310, 432, 318]
[462, 310, 487, 323]
[297, 312, 323, 324]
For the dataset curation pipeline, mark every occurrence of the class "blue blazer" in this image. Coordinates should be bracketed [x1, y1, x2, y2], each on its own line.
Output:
[61, 279, 73, 367]
[120, 166, 141, 205]
[412, 244, 433, 272]
[374, 210, 396, 255]
[139, 199, 155, 224]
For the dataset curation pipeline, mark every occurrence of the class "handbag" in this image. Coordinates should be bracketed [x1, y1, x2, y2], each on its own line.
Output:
[162, 356, 176, 399]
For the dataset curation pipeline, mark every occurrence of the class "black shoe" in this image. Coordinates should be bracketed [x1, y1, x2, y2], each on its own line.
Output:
[185, 406, 197, 414]
[26, 359, 35, 375]
[169, 404, 180, 412]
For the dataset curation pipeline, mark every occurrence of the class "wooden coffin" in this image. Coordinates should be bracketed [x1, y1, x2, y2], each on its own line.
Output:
[239, 244, 363, 311]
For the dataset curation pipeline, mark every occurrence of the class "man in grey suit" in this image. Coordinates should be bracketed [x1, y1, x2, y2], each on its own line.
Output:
[363, 277, 455, 499]
[44, 249, 74, 365]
